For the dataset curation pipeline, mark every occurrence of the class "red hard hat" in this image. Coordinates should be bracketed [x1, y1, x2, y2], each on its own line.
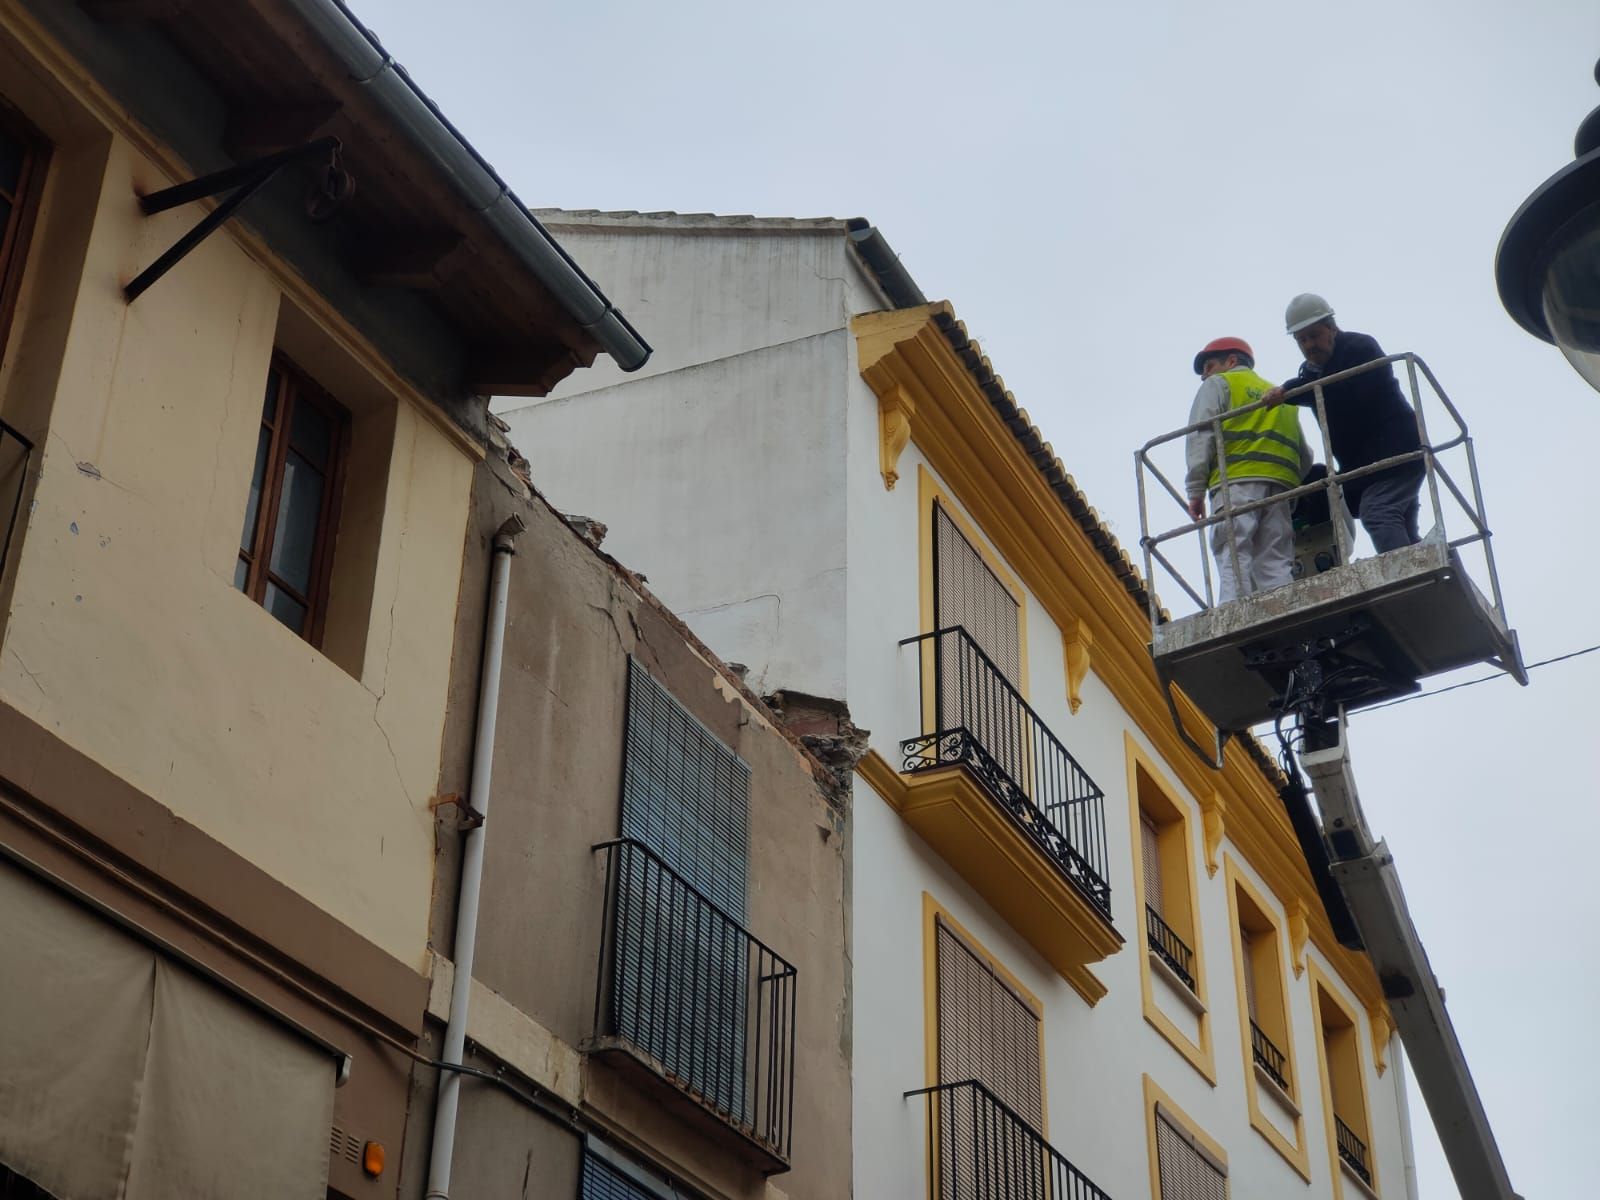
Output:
[1192, 337, 1254, 376]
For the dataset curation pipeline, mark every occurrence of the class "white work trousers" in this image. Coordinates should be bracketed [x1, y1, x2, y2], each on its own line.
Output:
[1208, 480, 1293, 603]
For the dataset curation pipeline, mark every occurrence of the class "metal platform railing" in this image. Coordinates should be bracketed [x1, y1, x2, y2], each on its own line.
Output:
[0, 418, 33, 583]
[1134, 353, 1509, 628]
[904, 1080, 1114, 1200]
[591, 837, 797, 1162]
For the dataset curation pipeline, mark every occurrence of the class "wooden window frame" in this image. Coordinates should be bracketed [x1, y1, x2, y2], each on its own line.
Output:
[0, 97, 50, 369]
[238, 354, 349, 646]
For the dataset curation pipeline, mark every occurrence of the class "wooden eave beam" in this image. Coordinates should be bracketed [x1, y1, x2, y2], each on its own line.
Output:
[467, 344, 582, 398]
[80, 0, 193, 20]
[225, 102, 343, 159]
[354, 233, 470, 290]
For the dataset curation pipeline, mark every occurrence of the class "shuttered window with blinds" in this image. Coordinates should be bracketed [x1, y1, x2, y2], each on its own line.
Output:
[932, 501, 1027, 788]
[1155, 1110, 1228, 1200]
[578, 1149, 671, 1200]
[1141, 813, 1165, 915]
[936, 917, 1043, 1124]
[614, 657, 751, 1115]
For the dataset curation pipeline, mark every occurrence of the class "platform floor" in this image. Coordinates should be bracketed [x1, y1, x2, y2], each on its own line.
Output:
[1151, 540, 1524, 731]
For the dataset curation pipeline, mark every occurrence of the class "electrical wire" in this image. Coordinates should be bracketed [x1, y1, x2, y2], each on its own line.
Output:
[1353, 642, 1600, 714]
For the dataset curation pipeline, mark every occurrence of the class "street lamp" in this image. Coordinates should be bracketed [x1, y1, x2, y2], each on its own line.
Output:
[1496, 59, 1600, 392]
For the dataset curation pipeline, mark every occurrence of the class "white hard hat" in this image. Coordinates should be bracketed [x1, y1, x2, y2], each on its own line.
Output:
[1285, 293, 1335, 334]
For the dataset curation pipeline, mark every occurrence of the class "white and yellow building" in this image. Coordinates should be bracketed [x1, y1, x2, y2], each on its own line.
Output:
[499, 210, 1418, 1200]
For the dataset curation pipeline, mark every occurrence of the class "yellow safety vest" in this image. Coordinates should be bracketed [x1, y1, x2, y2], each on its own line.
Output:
[1207, 368, 1304, 491]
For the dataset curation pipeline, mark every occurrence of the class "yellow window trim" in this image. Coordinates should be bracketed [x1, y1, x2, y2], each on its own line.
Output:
[1126, 734, 1215, 1085]
[854, 304, 1389, 1021]
[1308, 960, 1382, 1198]
[916, 463, 1031, 734]
[921, 892, 1049, 1136]
[1223, 854, 1312, 1181]
[1143, 1074, 1229, 1199]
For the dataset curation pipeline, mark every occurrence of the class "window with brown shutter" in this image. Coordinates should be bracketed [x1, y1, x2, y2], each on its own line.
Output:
[236, 355, 348, 644]
[935, 916, 1043, 1126]
[1156, 1109, 1228, 1200]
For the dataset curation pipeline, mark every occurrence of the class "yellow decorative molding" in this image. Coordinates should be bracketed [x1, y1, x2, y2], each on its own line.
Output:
[1198, 791, 1225, 879]
[1368, 1002, 1396, 1077]
[850, 303, 1388, 1019]
[878, 384, 915, 490]
[1286, 898, 1310, 979]
[1062, 619, 1092, 715]
[856, 751, 1120, 1005]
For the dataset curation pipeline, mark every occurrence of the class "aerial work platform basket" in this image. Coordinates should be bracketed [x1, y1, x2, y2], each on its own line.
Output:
[1136, 352, 1526, 764]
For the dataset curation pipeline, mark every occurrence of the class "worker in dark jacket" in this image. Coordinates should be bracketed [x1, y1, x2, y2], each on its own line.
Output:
[1263, 294, 1424, 553]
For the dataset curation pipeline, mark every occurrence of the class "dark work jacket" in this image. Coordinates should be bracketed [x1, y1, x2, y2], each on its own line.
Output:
[1284, 331, 1421, 477]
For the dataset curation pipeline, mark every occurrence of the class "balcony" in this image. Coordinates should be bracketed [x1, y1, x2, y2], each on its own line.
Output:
[1335, 1115, 1372, 1187]
[1145, 905, 1196, 993]
[589, 838, 796, 1173]
[906, 1080, 1114, 1200]
[1250, 1019, 1290, 1092]
[883, 627, 1120, 998]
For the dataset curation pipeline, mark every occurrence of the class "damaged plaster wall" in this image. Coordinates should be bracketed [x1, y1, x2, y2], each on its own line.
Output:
[411, 447, 852, 1200]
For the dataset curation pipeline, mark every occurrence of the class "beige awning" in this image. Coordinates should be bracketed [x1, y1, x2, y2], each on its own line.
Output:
[0, 858, 338, 1199]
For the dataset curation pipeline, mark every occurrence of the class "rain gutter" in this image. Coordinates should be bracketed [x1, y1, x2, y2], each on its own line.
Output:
[283, 0, 651, 373]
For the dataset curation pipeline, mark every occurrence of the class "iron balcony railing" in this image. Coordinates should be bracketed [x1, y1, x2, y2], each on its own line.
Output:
[1335, 1114, 1372, 1186]
[0, 418, 34, 583]
[591, 837, 797, 1163]
[1144, 905, 1196, 992]
[905, 1080, 1113, 1200]
[1249, 1019, 1290, 1092]
[900, 626, 1112, 919]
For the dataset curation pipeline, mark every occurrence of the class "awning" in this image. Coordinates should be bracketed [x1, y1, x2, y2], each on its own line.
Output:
[0, 858, 338, 1199]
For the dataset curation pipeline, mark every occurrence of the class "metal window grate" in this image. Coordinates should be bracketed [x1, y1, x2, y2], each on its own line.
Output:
[1250, 1019, 1291, 1092]
[1336, 1115, 1372, 1185]
[1155, 1111, 1226, 1200]
[1145, 905, 1196, 993]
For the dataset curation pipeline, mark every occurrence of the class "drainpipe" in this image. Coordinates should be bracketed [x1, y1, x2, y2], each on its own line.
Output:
[425, 512, 525, 1200]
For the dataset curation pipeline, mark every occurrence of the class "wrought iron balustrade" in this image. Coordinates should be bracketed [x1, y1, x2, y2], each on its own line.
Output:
[905, 1080, 1114, 1200]
[900, 626, 1112, 919]
[1249, 1019, 1290, 1092]
[591, 837, 796, 1163]
[0, 418, 34, 583]
[1145, 905, 1196, 992]
[1335, 1114, 1372, 1185]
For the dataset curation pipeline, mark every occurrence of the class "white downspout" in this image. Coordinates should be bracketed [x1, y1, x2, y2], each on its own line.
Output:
[425, 512, 525, 1200]
[1393, 1038, 1422, 1200]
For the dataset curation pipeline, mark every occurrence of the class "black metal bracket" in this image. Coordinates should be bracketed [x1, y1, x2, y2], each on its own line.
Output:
[125, 136, 351, 303]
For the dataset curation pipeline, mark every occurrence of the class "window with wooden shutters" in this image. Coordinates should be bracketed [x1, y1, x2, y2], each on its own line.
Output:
[1155, 1109, 1228, 1200]
[613, 658, 751, 1115]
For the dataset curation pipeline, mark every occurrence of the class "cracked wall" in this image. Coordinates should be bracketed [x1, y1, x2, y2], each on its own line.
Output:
[415, 452, 851, 1200]
[0, 122, 474, 973]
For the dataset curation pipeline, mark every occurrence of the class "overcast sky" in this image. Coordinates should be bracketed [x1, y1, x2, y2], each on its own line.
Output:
[362, 2, 1597, 1194]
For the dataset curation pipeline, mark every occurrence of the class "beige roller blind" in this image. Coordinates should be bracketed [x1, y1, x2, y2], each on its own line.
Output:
[0, 859, 336, 1200]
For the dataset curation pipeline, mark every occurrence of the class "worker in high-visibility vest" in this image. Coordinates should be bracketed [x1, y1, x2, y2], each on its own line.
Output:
[1184, 337, 1313, 603]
